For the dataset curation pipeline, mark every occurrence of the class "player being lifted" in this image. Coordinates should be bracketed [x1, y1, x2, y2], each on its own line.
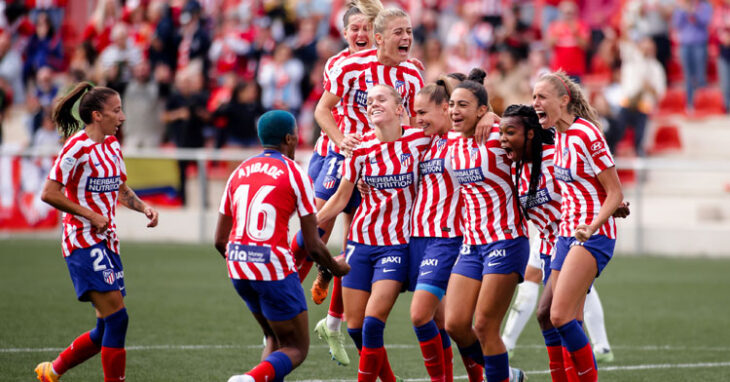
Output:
[215, 111, 349, 382]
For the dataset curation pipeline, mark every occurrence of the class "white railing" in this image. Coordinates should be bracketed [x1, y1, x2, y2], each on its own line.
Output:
[2, 147, 729, 255]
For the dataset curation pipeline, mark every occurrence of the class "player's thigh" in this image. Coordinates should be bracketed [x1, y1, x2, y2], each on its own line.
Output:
[474, 273, 520, 332]
[268, 310, 310, 350]
[410, 289, 441, 326]
[343, 287, 370, 329]
[444, 273, 480, 330]
[551, 245, 597, 326]
[364, 279, 402, 322]
[89, 290, 125, 317]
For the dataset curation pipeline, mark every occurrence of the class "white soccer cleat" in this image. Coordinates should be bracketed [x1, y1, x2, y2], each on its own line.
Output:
[227, 374, 254, 382]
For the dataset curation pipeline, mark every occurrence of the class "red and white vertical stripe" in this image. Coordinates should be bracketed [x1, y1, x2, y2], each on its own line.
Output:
[450, 124, 527, 245]
[343, 126, 431, 246]
[411, 132, 463, 238]
[553, 118, 616, 239]
[48, 132, 127, 257]
[325, 48, 424, 155]
[518, 145, 562, 256]
[314, 48, 353, 157]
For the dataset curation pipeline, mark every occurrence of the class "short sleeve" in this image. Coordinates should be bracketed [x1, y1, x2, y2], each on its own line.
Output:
[219, 172, 235, 216]
[342, 149, 365, 184]
[287, 160, 318, 217]
[581, 134, 615, 175]
[48, 143, 82, 186]
[324, 59, 348, 98]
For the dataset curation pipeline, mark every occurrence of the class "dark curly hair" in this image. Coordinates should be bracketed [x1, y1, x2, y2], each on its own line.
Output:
[502, 104, 554, 219]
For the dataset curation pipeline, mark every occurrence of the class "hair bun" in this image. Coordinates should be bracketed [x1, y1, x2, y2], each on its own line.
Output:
[467, 68, 486, 84]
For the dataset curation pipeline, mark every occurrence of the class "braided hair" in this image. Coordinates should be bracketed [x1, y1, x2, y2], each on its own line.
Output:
[502, 104, 555, 220]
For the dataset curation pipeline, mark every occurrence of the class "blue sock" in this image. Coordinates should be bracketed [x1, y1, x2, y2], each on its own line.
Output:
[362, 316, 385, 348]
[541, 327, 561, 347]
[457, 340, 484, 366]
[483, 352, 509, 382]
[347, 328, 363, 351]
[101, 308, 128, 348]
[89, 317, 105, 347]
[414, 321, 439, 342]
[439, 329, 451, 349]
[557, 319, 589, 352]
[265, 351, 293, 382]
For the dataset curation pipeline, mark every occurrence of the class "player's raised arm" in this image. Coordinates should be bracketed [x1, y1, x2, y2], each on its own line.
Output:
[299, 214, 350, 277]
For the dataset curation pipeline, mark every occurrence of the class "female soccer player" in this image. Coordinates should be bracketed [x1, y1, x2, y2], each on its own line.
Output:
[35, 82, 159, 382]
[215, 110, 350, 382]
[304, 0, 423, 366]
[445, 70, 528, 382]
[408, 76, 463, 382]
[532, 71, 624, 382]
[317, 84, 430, 382]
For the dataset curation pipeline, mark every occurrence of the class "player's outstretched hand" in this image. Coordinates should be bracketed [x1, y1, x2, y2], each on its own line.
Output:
[144, 206, 159, 227]
[475, 112, 501, 144]
[574, 224, 596, 242]
[613, 201, 630, 219]
[330, 256, 350, 278]
[408, 57, 425, 71]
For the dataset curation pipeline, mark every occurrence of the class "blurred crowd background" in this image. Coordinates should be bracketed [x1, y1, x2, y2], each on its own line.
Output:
[0, 0, 728, 160]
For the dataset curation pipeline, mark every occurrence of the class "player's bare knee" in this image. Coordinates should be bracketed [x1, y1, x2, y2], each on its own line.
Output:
[549, 307, 571, 328]
[410, 305, 433, 327]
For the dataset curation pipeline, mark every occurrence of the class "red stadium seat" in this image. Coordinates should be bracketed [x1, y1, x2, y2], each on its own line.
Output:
[648, 124, 682, 155]
[667, 57, 684, 85]
[658, 88, 686, 115]
[693, 88, 726, 117]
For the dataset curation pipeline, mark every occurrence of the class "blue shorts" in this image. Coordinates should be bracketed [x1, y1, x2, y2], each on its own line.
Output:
[540, 253, 552, 285]
[407, 236, 462, 298]
[451, 237, 530, 282]
[342, 241, 409, 292]
[313, 150, 361, 213]
[552, 235, 615, 277]
[231, 273, 307, 321]
[65, 241, 126, 302]
[308, 151, 326, 181]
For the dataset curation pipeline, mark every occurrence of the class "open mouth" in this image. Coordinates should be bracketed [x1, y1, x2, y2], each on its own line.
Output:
[356, 40, 369, 48]
[502, 146, 514, 160]
[398, 44, 409, 54]
[535, 110, 548, 125]
[370, 109, 384, 117]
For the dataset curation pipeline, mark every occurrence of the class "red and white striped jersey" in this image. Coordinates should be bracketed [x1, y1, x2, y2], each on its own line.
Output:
[219, 149, 317, 281]
[325, 48, 424, 154]
[314, 48, 353, 157]
[343, 126, 431, 245]
[553, 117, 616, 238]
[518, 145, 562, 256]
[48, 131, 127, 257]
[411, 132, 463, 238]
[450, 124, 527, 245]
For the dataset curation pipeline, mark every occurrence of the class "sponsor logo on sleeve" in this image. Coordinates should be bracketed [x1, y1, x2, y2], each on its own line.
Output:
[227, 243, 272, 264]
[60, 156, 76, 171]
[86, 176, 121, 193]
[589, 140, 607, 158]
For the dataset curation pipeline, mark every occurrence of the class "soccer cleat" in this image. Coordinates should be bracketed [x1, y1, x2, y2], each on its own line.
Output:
[510, 367, 527, 382]
[311, 270, 332, 305]
[34, 362, 59, 382]
[314, 318, 350, 366]
[227, 374, 254, 382]
[593, 347, 614, 363]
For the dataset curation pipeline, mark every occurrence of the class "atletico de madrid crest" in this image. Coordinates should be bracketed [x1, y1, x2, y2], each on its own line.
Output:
[103, 269, 115, 285]
[470, 147, 480, 159]
[400, 153, 412, 167]
[323, 176, 337, 189]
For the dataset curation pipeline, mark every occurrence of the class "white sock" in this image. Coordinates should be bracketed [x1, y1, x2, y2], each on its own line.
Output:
[326, 314, 342, 332]
[501, 280, 539, 350]
[584, 288, 611, 351]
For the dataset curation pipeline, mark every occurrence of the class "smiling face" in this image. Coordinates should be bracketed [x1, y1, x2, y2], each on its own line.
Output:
[415, 93, 449, 137]
[344, 14, 372, 53]
[95, 94, 125, 136]
[500, 116, 534, 162]
[449, 88, 486, 136]
[532, 79, 568, 130]
[367, 85, 403, 127]
[376, 16, 412, 65]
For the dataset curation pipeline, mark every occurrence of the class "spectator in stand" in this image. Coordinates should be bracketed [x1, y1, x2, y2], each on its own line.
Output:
[163, 63, 210, 205]
[445, 2, 491, 75]
[31, 107, 61, 150]
[23, 10, 63, 85]
[98, 23, 143, 95]
[0, 30, 24, 104]
[422, 37, 447, 84]
[541, 0, 562, 38]
[176, 0, 212, 79]
[208, 11, 251, 79]
[528, 43, 551, 88]
[68, 43, 95, 83]
[622, 0, 675, 79]
[292, 18, 321, 101]
[672, 0, 712, 112]
[546, 1, 590, 82]
[488, 46, 532, 113]
[123, 60, 164, 149]
[125, 0, 155, 52]
[82, 0, 120, 56]
[580, 0, 621, 72]
[28, 66, 58, 134]
[607, 37, 665, 156]
[713, 0, 730, 113]
[257, 42, 304, 116]
[148, 1, 178, 77]
[213, 80, 263, 147]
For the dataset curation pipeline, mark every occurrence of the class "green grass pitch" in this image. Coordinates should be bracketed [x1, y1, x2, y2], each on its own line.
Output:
[1, 239, 729, 381]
